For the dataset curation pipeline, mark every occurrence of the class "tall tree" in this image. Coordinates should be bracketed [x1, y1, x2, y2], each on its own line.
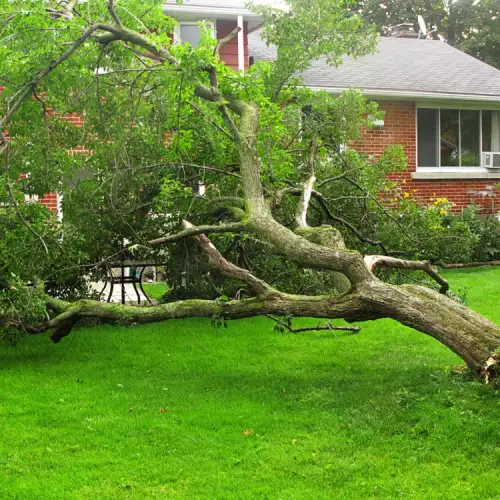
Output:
[1, 0, 499, 381]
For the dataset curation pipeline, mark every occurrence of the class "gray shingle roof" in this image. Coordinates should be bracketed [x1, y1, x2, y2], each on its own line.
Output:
[248, 34, 500, 99]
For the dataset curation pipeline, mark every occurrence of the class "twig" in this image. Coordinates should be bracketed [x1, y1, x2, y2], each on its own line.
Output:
[317, 172, 347, 188]
[266, 315, 360, 334]
[188, 102, 233, 140]
[135, 162, 241, 179]
[3, 141, 49, 253]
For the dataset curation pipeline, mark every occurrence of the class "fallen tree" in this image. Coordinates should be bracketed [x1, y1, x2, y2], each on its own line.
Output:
[1, 0, 499, 381]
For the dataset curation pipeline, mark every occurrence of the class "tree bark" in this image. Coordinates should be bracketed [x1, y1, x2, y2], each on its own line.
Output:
[35, 278, 500, 379]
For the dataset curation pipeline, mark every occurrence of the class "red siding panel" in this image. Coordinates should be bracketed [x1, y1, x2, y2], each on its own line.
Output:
[216, 20, 248, 71]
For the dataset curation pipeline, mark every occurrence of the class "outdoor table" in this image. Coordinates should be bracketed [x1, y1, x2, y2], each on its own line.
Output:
[105, 261, 157, 305]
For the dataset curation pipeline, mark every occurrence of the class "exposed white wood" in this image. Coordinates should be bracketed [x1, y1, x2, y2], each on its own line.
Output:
[56, 193, 63, 222]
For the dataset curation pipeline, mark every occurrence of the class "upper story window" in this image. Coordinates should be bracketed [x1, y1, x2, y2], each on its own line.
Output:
[417, 108, 500, 169]
[174, 22, 215, 48]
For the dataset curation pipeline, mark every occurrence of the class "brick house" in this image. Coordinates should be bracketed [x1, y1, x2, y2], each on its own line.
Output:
[249, 31, 500, 212]
[19, 0, 500, 214]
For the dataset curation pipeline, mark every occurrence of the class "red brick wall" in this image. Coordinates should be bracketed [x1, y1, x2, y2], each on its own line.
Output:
[217, 20, 248, 71]
[40, 192, 59, 213]
[353, 101, 417, 168]
[353, 101, 500, 213]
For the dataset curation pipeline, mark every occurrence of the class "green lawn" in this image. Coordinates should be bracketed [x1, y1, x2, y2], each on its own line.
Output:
[142, 282, 169, 301]
[1, 268, 500, 499]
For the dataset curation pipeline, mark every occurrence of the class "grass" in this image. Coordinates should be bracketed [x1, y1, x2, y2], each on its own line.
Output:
[142, 282, 169, 301]
[1, 268, 500, 499]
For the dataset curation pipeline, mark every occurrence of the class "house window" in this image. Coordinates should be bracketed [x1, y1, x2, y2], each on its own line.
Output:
[174, 22, 215, 48]
[417, 108, 500, 169]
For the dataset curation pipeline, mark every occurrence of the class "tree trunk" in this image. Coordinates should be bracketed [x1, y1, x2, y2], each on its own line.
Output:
[363, 281, 500, 375]
[38, 278, 500, 379]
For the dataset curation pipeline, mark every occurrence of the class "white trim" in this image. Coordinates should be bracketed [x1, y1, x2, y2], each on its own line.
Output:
[438, 108, 441, 168]
[412, 171, 500, 180]
[417, 101, 500, 110]
[307, 86, 500, 103]
[415, 105, 418, 171]
[237, 15, 244, 72]
[480, 109, 483, 162]
[458, 109, 462, 168]
[163, 5, 262, 22]
[418, 166, 489, 173]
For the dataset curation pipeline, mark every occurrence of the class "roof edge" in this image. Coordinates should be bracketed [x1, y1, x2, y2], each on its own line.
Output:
[307, 86, 500, 102]
[162, 4, 263, 21]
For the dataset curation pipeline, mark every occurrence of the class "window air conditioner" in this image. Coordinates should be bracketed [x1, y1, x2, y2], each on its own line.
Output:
[482, 152, 500, 169]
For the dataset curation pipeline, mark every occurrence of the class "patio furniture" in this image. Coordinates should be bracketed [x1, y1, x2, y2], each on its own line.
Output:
[105, 261, 156, 304]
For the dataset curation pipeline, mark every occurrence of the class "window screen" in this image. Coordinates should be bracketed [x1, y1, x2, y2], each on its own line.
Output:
[417, 108, 439, 167]
[460, 110, 480, 166]
[418, 108, 499, 168]
[440, 109, 460, 166]
[180, 24, 201, 48]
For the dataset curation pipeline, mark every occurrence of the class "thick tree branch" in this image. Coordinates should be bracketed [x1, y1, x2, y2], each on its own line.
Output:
[96, 24, 178, 64]
[364, 255, 449, 294]
[213, 26, 241, 58]
[294, 139, 318, 227]
[25, 286, 379, 339]
[148, 222, 247, 246]
[182, 220, 273, 296]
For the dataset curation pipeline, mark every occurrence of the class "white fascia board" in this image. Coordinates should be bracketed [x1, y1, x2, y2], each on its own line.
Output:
[163, 4, 262, 22]
[307, 85, 500, 104]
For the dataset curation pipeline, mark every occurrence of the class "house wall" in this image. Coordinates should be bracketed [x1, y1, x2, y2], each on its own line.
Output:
[353, 101, 500, 213]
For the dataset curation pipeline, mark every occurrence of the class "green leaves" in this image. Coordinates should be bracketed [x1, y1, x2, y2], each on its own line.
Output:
[250, 0, 377, 99]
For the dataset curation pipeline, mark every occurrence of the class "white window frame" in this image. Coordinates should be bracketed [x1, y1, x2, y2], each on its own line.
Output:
[173, 21, 216, 46]
[416, 105, 500, 174]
